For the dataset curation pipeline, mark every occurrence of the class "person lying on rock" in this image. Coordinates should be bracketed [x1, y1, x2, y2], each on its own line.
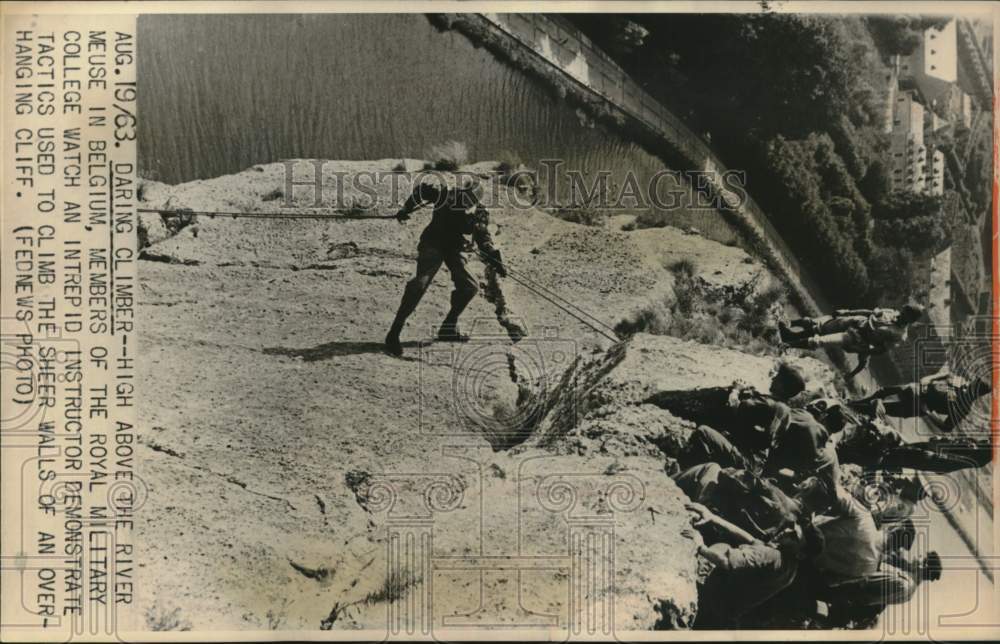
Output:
[692, 508, 825, 628]
[810, 486, 907, 584]
[749, 515, 916, 627]
[709, 389, 845, 509]
[860, 473, 927, 527]
[385, 174, 507, 356]
[779, 304, 924, 379]
[849, 365, 991, 432]
[677, 408, 842, 516]
[806, 396, 900, 465]
[816, 548, 942, 617]
[676, 462, 830, 542]
[875, 436, 993, 473]
[644, 363, 808, 433]
[812, 397, 993, 473]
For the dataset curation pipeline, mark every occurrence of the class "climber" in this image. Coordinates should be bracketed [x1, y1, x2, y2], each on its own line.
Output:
[385, 174, 507, 356]
[849, 365, 992, 431]
[644, 362, 808, 441]
[875, 436, 993, 473]
[779, 304, 924, 379]
[769, 361, 809, 401]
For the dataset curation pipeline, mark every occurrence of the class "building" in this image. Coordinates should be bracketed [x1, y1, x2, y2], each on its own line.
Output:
[924, 107, 948, 135]
[900, 19, 959, 110]
[925, 147, 945, 196]
[888, 91, 927, 193]
[926, 246, 953, 340]
[958, 90, 973, 128]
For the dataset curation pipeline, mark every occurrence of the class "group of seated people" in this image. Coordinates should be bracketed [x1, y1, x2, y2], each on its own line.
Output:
[655, 360, 992, 628]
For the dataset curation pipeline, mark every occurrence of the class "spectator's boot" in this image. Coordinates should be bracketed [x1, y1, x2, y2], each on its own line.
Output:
[779, 318, 822, 343]
[778, 321, 794, 343]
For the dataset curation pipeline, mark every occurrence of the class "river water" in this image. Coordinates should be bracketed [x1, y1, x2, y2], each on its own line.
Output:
[137, 13, 739, 241]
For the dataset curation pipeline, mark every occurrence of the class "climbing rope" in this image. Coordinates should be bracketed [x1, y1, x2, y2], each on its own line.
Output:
[139, 207, 621, 344]
[475, 248, 621, 344]
[137, 207, 396, 221]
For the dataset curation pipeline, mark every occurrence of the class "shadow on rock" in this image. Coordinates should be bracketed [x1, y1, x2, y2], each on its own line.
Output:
[263, 340, 423, 361]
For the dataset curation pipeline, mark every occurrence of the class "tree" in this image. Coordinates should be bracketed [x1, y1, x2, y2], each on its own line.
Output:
[873, 191, 944, 221]
[875, 215, 950, 254]
[872, 191, 950, 255]
[859, 159, 892, 204]
[867, 246, 919, 304]
[866, 16, 923, 55]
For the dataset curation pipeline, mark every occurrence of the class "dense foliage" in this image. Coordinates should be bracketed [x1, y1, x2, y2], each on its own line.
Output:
[566, 13, 961, 306]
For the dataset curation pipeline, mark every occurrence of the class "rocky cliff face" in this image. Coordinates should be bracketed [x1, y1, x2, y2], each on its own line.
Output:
[135, 159, 839, 632]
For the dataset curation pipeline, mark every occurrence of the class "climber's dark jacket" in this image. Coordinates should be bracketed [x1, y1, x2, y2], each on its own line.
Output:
[398, 182, 496, 254]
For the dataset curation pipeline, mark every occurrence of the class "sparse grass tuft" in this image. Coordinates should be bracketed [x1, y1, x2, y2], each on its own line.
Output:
[495, 153, 523, 179]
[482, 400, 536, 451]
[669, 259, 697, 279]
[144, 604, 193, 631]
[426, 140, 468, 171]
[551, 205, 607, 227]
[364, 570, 420, 605]
[265, 599, 290, 630]
[434, 159, 460, 171]
[261, 187, 283, 202]
[615, 263, 785, 357]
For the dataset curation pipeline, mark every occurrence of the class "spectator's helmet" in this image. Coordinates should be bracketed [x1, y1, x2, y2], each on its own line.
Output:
[899, 304, 924, 324]
[770, 361, 807, 400]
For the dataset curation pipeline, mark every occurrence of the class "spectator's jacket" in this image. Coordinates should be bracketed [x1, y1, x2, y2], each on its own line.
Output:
[676, 463, 801, 541]
[812, 488, 884, 582]
[921, 375, 977, 415]
[837, 308, 907, 354]
[700, 542, 799, 622]
[821, 562, 918, 607]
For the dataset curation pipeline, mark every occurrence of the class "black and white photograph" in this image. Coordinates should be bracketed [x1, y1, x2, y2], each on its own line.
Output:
[1, 1, 996, 640]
